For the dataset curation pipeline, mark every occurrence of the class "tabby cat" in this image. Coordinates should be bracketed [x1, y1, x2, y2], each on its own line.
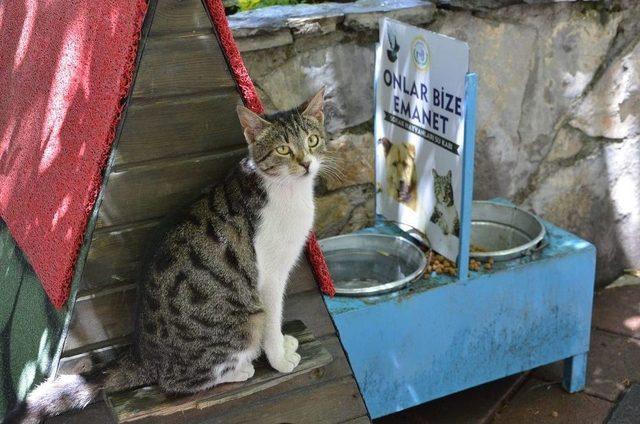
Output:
[429, 169, 459, 237]
[8, 88, 329, 424]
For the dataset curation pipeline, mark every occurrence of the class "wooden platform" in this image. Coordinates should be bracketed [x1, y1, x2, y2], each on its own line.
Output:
[58, 258, 369, 423]
[51, 321, 334, 423]
[112, 321, 331, 422]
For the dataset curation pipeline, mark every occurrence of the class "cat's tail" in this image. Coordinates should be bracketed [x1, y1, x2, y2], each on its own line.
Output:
[4, 353, 155, 424]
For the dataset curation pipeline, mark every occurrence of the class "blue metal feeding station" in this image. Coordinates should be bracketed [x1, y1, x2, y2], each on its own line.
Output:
[320, 21, 596, 420]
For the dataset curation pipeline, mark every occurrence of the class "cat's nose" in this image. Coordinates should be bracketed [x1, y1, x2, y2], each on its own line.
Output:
[300, 161, 311, 173]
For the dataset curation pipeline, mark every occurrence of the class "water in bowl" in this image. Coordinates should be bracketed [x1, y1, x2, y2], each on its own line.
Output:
[323, 247, 415, 290]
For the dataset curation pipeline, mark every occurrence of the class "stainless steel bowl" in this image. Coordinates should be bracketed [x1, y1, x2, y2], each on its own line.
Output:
[319, 234, 427, 296]
[470, 201, 546, 261]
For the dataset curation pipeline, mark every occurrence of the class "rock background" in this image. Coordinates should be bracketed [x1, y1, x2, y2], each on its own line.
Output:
[230, 0, 640, 285]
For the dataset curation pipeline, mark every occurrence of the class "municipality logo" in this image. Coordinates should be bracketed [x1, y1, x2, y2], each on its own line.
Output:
[411, 36, 430, 71]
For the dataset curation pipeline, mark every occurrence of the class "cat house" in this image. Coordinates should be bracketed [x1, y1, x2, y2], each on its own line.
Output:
[0, 0, 367, 421]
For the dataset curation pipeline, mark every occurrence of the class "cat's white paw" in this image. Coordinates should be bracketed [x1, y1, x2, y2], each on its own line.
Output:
[269, 350, 301, 373]
[238, 363, 256, 380]
[218, 363, 255, 384]
[283, 334, 299, 353]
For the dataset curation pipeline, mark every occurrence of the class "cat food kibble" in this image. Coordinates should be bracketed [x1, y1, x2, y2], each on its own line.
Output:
[484, 258, 494, 270]
[424, 248, 493, 277]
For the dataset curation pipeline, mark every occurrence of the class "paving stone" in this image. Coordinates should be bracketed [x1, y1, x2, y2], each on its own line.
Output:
[607, 384, 640, 424]
[493, 378, 613, 424]
[593, 285, 640, 339]
[374, 374, 526, 424]
[533, 330, 640, 402]
[531, 363, 563, 387]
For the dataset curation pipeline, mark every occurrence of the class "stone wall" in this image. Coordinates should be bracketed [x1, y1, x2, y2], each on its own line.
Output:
[230, 0, 640, 285]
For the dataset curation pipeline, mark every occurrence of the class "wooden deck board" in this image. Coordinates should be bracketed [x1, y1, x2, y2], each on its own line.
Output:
[45, 394, 118, 424]
[59, 335, 362, 422]
[55, 327, 367, 424]
[107, 321, 332, 422]
[210, 377, 366, 424]
[60, 334, 349, 390]
[344, 416, 372, 424]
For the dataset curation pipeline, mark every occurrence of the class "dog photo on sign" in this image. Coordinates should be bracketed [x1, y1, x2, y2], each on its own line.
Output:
[379, 137, 418, 211]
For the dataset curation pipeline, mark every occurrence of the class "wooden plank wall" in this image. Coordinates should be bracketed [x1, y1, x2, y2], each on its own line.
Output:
[80, 0, 246, 293]
[62, 0, 370, 422]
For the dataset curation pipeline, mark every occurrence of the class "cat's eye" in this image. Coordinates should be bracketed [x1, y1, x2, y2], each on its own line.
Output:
[275, 145, 291, 155]
[308, 134, 320, 148]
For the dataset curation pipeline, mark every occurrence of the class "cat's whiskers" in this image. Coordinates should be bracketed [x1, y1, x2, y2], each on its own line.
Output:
[320, 163, 342, 175]
[318, 158, 345, 183]
[321, 153, 345, 168]
[320, 170, 344, 184]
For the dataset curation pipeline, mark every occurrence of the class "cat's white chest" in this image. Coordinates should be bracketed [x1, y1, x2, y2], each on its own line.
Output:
[254, 179, 315, 285]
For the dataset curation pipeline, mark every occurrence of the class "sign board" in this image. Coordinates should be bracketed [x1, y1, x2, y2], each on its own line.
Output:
[374, 18, 469, 261]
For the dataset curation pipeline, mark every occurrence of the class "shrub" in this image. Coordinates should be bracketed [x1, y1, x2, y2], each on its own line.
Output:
[237, 0, 308, 12]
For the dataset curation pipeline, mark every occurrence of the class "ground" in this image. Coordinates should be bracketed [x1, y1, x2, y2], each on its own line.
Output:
[376, 274, 640, 424]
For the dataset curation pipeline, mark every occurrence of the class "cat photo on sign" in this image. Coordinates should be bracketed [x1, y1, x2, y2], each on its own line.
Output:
[379, 137, 418, 211]
[429, 169, 460, 237]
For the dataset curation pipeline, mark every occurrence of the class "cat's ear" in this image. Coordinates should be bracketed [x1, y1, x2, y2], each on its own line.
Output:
[301, 86, 325, 124]
[236, 105, 271, 145]
[379, 138, 392, 156]
[406, 144, 416, 158]
[447, 170, 452, 180]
